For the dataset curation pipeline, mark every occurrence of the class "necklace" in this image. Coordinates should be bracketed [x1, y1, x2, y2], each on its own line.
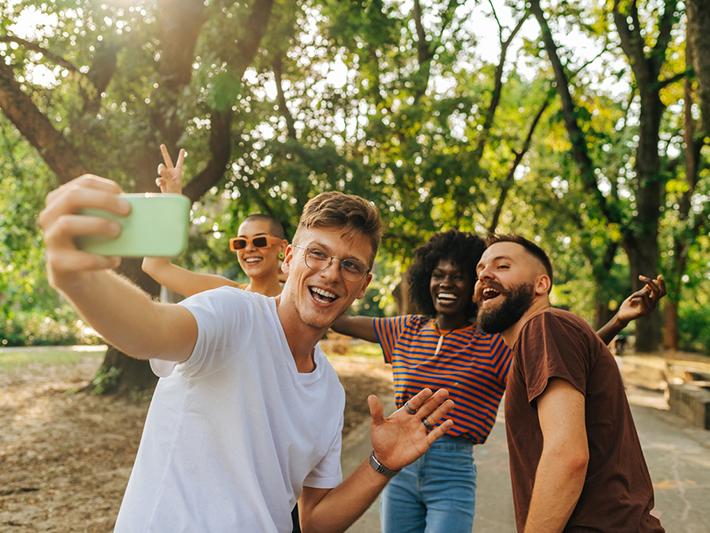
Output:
[432, 320, 456, 356]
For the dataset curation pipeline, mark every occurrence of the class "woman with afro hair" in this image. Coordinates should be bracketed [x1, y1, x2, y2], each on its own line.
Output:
[332, 229, 664, 533]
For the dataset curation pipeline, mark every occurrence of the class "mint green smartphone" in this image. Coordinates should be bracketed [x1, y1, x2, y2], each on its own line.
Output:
[77, 193, 191, 257]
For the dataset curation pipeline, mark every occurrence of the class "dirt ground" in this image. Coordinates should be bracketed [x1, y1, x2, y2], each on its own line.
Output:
[0, 350, 393, 532]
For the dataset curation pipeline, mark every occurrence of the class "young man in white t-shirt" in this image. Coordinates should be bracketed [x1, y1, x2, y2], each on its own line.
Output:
[39, 175, 455, 532]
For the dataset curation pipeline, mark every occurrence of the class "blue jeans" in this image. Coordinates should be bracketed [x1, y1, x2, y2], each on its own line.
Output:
[381, 435, 476, 533]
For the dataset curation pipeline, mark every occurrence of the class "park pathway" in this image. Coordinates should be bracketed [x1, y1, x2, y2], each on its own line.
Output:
[342, 386, 710, 532]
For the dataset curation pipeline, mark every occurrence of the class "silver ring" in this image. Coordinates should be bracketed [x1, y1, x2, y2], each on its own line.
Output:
[404, 401, 417, 415]
[422, 417, 434, 431]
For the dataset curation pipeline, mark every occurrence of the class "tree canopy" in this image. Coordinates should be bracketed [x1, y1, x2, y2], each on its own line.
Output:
[1, 0, 708, 391]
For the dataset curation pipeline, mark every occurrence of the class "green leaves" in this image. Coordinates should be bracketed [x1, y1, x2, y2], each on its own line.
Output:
[207, 70, 243, 111]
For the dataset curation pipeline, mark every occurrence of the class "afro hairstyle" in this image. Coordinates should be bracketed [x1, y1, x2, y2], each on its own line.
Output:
[407, 229, 486, 318]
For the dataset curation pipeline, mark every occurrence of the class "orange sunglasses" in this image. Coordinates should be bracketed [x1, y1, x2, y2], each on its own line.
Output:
[229, 235, 283, 252]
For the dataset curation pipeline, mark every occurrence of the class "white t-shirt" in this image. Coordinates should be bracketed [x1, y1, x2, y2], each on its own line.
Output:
[115, 287, 345, 532]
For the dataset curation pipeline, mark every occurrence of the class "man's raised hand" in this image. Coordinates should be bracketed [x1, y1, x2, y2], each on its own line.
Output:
[617, 274, 667, 325]
[368, 388, 454, 473]
[156, 144, 186, 194]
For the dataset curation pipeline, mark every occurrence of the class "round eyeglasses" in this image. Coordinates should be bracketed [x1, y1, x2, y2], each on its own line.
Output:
[292, 244, 370, 282]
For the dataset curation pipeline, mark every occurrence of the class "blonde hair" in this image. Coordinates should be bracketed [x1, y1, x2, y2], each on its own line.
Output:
[294, 191, 382, 263]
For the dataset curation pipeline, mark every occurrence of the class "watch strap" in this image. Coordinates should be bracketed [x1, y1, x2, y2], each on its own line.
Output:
[369, 450, 400, 479]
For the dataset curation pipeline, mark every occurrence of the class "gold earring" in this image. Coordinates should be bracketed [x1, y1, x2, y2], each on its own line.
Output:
[278, 251, 285, 260]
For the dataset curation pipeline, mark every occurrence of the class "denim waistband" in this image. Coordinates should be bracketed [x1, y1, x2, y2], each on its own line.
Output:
[428, 434, 474, 452]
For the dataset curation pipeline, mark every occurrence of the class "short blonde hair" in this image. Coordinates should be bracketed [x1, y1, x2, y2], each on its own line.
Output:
[294, 191, 382, 264]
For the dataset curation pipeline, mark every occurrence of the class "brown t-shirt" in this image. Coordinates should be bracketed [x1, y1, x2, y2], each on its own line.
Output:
[505, 308, 664, 532]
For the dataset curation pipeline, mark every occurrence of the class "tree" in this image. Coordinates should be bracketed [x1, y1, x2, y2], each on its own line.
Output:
[661, 22, 709, 350]
[0, 0, 276, 392]
[686, 0, 710, 138]
[530, 0, 689, 351]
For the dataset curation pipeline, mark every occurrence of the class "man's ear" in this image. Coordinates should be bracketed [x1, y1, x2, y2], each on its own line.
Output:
[356, 272, 373, 299]
[535, 274, 551, 295]
[281, 244, 294, 274]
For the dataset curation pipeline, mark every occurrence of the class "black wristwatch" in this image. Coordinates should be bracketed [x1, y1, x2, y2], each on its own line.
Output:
[369, 450, 400, 479]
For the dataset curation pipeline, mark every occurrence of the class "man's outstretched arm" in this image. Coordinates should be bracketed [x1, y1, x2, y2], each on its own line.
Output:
[596, 275, 666, 345]
[299, 388, 454, 532]
[39, 175, 197, 362]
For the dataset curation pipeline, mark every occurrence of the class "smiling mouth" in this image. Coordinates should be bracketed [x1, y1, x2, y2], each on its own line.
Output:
[244, 257, 263, 265]
[309, 286, 338, 304]
[481, 287, 502, 301]
[437, 292, 458, 303]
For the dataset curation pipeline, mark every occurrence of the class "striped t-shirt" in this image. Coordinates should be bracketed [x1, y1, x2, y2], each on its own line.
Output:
[373, 315, 511, 443]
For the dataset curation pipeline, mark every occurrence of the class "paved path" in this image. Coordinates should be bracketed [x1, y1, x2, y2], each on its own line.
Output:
[342, 387, 710, 532]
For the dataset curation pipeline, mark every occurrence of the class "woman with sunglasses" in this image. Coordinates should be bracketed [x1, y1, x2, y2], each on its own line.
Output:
[142, 145, 288, 298]
[332, 229, 665, 533]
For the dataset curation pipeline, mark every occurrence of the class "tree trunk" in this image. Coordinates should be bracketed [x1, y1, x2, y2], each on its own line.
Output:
[663, 300, 679, 351]
[588, 242, 619, 330]
[91, 259, 161, 394]
[593, 301, 615, 331]
[624, 239, 662, 352]
[623, 89, 664, 352]
[687, 0, 710, 137]
[392, 275, 411, 316]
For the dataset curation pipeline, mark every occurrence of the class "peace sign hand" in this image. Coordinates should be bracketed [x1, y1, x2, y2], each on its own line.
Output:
[368, 388, 455, 472]
[156, 144, 186, 194]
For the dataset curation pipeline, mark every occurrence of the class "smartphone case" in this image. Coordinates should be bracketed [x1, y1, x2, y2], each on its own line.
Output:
[77, 193, 191, 257]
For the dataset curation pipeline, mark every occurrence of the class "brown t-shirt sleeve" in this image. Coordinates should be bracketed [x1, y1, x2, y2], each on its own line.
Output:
[516, 311, 592, 404]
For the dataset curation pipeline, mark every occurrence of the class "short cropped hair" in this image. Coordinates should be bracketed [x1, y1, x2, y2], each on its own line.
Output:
[243, 214, 287, 239]
[486, 234, 554, 289]
[294, 191, 382, 264]
[408, 230, 486, 317]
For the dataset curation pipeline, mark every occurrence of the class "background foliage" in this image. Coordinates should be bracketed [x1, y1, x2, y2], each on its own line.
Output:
[0, 0, 708, 355]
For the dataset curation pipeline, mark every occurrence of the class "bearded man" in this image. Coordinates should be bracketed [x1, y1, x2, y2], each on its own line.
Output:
[474, 234, 664, 533]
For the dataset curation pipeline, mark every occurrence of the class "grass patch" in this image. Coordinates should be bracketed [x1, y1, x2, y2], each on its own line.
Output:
[0, 347, 105, 371]
[324, 340, 383, 359]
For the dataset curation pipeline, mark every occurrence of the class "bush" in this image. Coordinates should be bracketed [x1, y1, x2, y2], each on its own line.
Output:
[679, 300, 710, 354]
[1, 307, 102, 347]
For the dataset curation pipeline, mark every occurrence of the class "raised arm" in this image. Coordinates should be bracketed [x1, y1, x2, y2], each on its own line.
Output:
[523, 379, 588, 532]
[331, 314, 378, 343]
[596, 275, 666, 345]
[39, 175, 197, 362]
[299, 388, 454, 532]
[142, 258, 241, 297]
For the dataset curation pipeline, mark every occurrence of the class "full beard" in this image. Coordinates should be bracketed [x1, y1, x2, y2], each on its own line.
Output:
[477, 282, 535, 334]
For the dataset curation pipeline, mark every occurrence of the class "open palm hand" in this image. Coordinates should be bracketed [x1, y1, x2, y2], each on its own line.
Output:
[368, 388, 454, 472]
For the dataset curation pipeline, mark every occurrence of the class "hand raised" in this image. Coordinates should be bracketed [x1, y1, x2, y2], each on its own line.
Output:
[156, 144, 186, 194]
[617, 274, 666, 324]
[369, 388, 454, 472]
[38, 175, 131, 284]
